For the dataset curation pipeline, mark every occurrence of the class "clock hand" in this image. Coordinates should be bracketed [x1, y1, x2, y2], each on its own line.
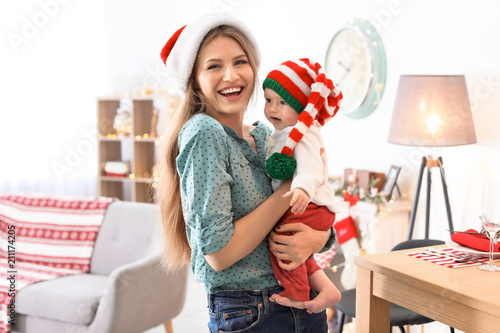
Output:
[336, 64, 353, 86]
[337, 60, 350, 70]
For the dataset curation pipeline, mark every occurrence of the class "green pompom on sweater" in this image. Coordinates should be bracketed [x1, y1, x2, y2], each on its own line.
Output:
[265, 152, 296, 181]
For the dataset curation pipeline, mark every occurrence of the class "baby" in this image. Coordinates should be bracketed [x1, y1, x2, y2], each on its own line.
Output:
[264, 58, 343, 314]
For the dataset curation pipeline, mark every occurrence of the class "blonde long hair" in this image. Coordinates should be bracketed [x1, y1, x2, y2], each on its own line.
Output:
[156, 25, 259, 271]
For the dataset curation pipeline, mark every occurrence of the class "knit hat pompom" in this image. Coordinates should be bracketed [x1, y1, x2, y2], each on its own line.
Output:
[265, 152, 297, 181]
[263, 58, 343, 180]
[160, 13, 261, 95]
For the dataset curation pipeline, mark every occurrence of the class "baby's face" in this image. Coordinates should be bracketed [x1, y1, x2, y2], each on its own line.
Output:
[264, 89, 299, 130]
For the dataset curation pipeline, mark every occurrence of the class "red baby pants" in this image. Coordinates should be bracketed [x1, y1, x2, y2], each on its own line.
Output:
[270, 203, 335, 301]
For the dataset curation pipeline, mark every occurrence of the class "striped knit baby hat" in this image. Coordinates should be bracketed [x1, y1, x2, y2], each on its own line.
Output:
[263, 58, 343, 180]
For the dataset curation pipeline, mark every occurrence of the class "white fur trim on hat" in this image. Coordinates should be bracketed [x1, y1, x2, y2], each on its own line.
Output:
[164, 13, 261, 95]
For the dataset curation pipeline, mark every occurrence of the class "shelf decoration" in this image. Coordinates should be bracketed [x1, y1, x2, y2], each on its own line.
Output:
[151, 165, 159, 189]
[150, 108, 159, 138]
[113, 106, 132, 137]
[103, 161, 131, 178]
[335, 170, 387, 207]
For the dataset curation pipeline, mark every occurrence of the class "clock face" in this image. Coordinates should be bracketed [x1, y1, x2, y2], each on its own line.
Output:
[326, 28, 372, 114]
[325, 19, 387, 119]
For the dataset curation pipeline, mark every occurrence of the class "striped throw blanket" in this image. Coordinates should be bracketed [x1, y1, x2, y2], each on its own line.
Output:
[0, 194, 113, 333]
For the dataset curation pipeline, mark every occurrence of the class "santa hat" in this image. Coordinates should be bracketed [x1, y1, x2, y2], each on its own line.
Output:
[263, 58, 343, 180]
[160, 13, 261, 95]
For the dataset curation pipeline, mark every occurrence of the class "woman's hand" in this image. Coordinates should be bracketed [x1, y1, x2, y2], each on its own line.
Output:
[268, 223, 331, 271]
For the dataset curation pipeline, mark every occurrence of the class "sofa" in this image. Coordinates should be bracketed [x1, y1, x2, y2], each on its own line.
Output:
[11, 200, 188, 333]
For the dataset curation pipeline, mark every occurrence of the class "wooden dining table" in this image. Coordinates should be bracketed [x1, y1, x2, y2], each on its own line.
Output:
[354, 245, 500, 333]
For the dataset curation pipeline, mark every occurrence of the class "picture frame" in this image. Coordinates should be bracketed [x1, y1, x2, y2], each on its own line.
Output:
[381, 165, 401, 200]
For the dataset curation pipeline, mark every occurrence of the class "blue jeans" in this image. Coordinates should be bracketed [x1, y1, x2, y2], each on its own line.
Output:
[207, 287, 327, 332]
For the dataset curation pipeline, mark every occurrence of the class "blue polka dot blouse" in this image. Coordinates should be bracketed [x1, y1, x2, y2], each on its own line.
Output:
[176, 113, 279, 294]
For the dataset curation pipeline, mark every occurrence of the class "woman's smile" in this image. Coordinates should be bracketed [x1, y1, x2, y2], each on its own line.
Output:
[218, 85, 244, 100]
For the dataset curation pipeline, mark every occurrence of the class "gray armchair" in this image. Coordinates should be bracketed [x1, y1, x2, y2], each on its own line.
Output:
[12, 200, 188, 333]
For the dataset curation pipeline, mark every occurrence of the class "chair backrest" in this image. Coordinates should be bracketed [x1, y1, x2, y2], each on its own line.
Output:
[90, 200, 162, 275]
[391, 239, 445, 252]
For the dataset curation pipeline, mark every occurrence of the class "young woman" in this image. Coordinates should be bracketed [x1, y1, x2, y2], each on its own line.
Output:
[156, 13, 334, 332]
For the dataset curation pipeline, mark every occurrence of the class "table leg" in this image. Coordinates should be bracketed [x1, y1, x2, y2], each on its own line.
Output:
[356, 267, 390, 332]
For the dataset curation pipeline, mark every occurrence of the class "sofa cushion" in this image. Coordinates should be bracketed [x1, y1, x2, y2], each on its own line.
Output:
[90, 201, 161, 275]
[16, 273, 107, 325]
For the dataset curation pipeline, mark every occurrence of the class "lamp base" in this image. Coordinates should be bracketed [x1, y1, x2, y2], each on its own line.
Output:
[407, 156, 454, 240]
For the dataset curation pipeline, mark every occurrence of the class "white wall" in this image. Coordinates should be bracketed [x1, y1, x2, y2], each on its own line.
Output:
[1, 0, 108, 195]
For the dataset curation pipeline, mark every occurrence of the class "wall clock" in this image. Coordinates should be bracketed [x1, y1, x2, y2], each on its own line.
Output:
[325, 18, 387, 119]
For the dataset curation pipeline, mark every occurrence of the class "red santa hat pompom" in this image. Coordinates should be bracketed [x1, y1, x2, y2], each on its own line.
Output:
[263, 58, 343, 180]
[160, 13, 261, 95]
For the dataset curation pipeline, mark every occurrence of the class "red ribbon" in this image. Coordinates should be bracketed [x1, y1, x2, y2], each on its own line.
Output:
[344, 192, 359, 207]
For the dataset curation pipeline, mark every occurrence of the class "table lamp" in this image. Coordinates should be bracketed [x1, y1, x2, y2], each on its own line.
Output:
[387, 75, 477, 239]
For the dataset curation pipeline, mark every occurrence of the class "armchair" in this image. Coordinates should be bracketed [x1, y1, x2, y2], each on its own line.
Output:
[12, 200, 188, 333]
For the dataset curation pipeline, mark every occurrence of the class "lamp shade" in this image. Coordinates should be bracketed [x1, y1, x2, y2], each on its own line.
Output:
[388, 75, 477, 147]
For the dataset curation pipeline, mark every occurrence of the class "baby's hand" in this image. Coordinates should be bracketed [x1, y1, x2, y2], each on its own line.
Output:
[283, 188, 309, 214]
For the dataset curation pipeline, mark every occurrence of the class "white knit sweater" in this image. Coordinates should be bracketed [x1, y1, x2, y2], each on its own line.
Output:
[265, 121, 338, 213]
